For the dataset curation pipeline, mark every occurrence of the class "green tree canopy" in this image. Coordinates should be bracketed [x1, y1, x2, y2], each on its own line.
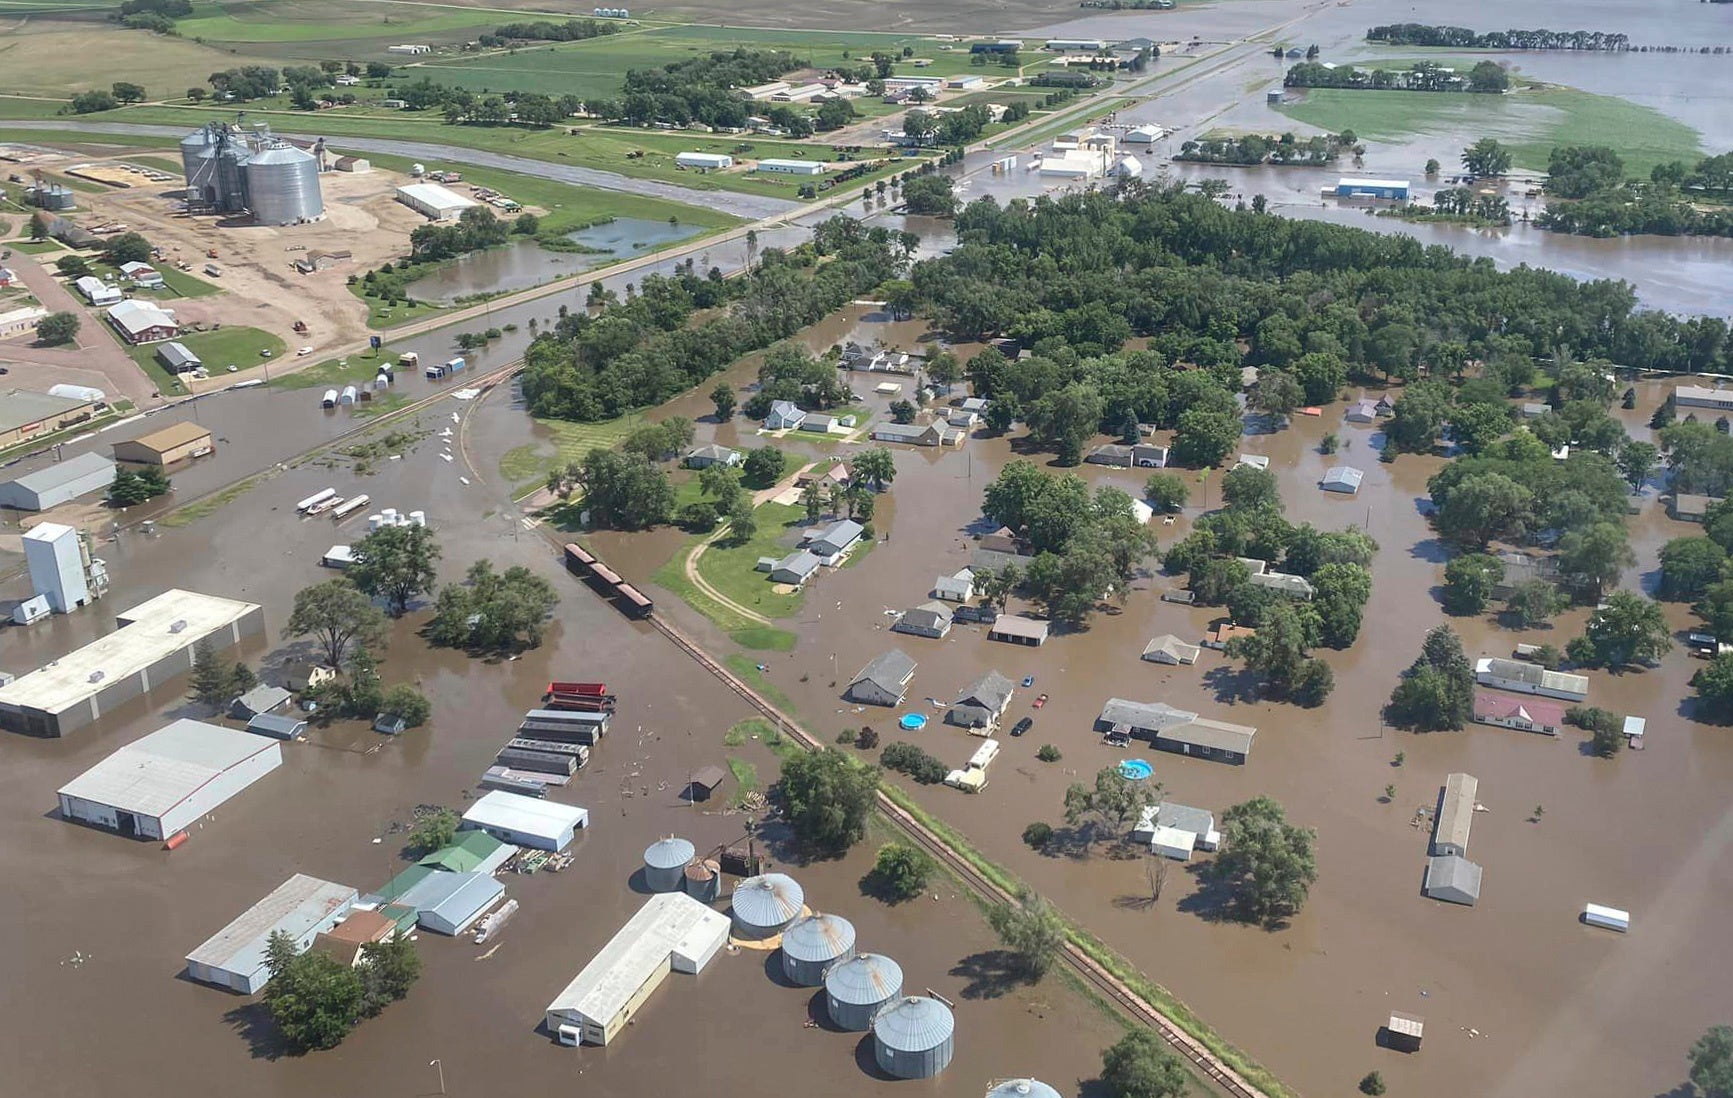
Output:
[1098, 1030, 1190, 1098]
[286, 578, 388, 668]
[1211, 795, 1318, 925]
[776, 748, 879, 854]
[349, 524, 440, 616]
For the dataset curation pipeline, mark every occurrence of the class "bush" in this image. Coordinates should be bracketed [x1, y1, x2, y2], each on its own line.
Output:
[1359, 1071, 1387, 1096]
[1035, 744, 1061, 762]
[1567, 705, 1624, 756]
[865, 841, 932, 901]
[856, 726, 879, 749]
[678, 500, 718, 532]
[836, 728, 857, 745]
[880, 740, 948, 784]
[1022, 821, 1054, 849]
[379, 683, 431, 728]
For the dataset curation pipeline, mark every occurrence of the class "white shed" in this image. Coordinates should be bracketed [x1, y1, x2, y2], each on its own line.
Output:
[58, 718, 282, 841]
[1149, 824, 1197, 861]
[462, 789, 588, 851]
[675, 151, 734, 170]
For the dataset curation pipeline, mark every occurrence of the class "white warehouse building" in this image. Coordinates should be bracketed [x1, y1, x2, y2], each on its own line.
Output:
[57, 718, 282, 840]
[396, 182, 479, 221]
[675, 151, 734, 170]
[185, 874, 357, 994]
[755, 158, 827, 176]
[461, 789, 589, 851]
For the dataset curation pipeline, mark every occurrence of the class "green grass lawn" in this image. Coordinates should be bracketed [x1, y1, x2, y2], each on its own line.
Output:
[351, 278, 450, 330]
[88, 261, 219, 301]
[6, 238, 62, 253]
[694, 500, 807, 619]
[172, 0, 498, 45]
[270, 348, 394, 391]
[121, 325, 285, 395]
[500, 413, 646, 494]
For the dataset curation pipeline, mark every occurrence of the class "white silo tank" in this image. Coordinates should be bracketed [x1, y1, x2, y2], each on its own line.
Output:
[408, 511, 427, 527]
[368, 514, 385, 531]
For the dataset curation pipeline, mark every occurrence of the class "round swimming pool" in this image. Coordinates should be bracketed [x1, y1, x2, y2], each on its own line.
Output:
[1119, 758, 1154, 781]
[898, 713, 928, 731]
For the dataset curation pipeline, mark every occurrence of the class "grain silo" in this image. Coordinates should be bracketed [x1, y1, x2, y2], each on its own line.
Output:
[779, 912, 856, 986]
[642, 837, 695, 893]
[824, 952, 902, 1030]
[245, 145, 324, 225]
[179, 125, 218, 198]
[683, 858, 721, 902]
[214, 139, 251, 214]
[872, 996, 956, 1080]
[987, 1080, 1063, 1098]
[729, 872, 803, 939]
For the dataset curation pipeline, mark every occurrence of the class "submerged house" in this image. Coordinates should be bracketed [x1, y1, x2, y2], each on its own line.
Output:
[1095, 698, 1256, 765]
[892, 601, 954, 639]
[846, 649, 917, 706]
[946, 671, 1015, 729]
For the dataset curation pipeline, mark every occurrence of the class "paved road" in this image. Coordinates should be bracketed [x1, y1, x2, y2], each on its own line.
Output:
[0, 121, 802, 222]
[1, 248, 159, 407]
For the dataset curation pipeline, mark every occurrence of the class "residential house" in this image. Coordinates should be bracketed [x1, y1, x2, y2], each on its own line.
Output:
[75, 275, 121, 306]
[1671, 493, 1721, 523]
[1249, 570, 1315, 599]
[972, 546, 1036, 574]
[769, 550, 822, 586]
[1491, 551, 1561, 599]
[119, 261, 164, 288]
[804, 519, 863, 561]
[1133, 443, 1168, 468]
[0, 305, 48, 338]
[960, 397, 989, 415]
[1321, 467, 1364, 494]
[1472, 691, 1565, 735]
[231, 684, 292, 720]
[846, 649, 917, 706]
[987, 615, 1049, 646]
[946, 409, 979, 429]
[892, 600, 954, 639]
[282, 661, 337, 693]
[796, 462, 850, 489]
[1205, 623, 1256, 649]
[0, 266, 15, 287]
[979, 526, 1021, 554]
[932, 568, 976, 602]
[946, 671, 1015, 729]
[685, 444, 742, 469]
[1345, 401, 1379, 424]
[764, 400, 807, 431]
[1475, 657, 1588, 702]
[106, 299, 178, 344]
[1141, 634, 1201, 665]
[1086, 444, 1134, 468]
[1095, 698, 1256, 764]
[954, 603, 999, 624]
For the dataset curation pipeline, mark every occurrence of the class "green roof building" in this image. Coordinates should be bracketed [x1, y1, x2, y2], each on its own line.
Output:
[418, 831, 516, 874]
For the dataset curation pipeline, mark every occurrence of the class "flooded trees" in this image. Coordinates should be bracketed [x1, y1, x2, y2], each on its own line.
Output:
[987, 890, 1066, 980]
[1692, 654, 1733, 723]
[1144, 472, 1189, 513]
[1443, 553, 1504, 614]
[1567, 591, 1672, 669]
[1098, 1030, 1189, 1098]
[1690, 1025, 1733, 1098]
[1210, 796, 1318, 926]
[864, 842, 932, 903]
[1461, 137, 1512, 177]
[775, 748, 878, 855]
[1505, 580, 1568, 627]
[189, 639, 256, 709]
[1227, 604, 1335, 705]
[1064, 765, 1159, 847]
[349, 524, 441, 617]
[852, 448, 896, 492]
[262, 928, 423, 1053]
[1659, 537, 1729, 601]
[286, 578, 388, 669]
[577, 449, 675, 530]
[1388, 625, 1475, 731]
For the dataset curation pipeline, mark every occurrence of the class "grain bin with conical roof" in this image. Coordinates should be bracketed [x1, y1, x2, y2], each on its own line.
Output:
[873, 995, 955, 1079]
[824, 952, 902, 1030]
[245, 145, 324, 225]
[987, 1079, 1062, 1098]
[642, 837, 695, 893]
[729, 872, 803, 938]
[683, 858, 720, 902]
[779, 912, 855, 986]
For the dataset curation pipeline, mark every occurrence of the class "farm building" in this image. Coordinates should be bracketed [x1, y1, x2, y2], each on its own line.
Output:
[396, 182, 478, 221]
[947, 670, 1015, 728]
[756, 158, 828, 175]
[418, 830, 516, 875]
[392, 869, 504, 935]
[1472, 691, 1565, 735]
[1475, 657, 1588, 702]
[106, 300, 178, 344]
[311, 909, 397, 966]
[988, 615, 1049, 646]
[1142, 635, 1201, 665]
[57, 718, 282, 840]
[156, 341, 201, 374]
[0, 388, 100, 451]
[545, 892, 730, 1046]
[185, 874, 357, 994]
[826, 952, 903, 1030]
[247, 712, 308, 740]
[675, 151, 734, 170]
[1423, 855, 1482, 906]
[113, 421, 213, 466]
[1096, 698, 1256, 764]
[1321, 467, 1364, 494]
[873, 996, 956, 1080]
[0, 589, 264, 737]
[0, 451, 115, 511]
[461, 790, 588, 852]
[893, 601, 954, 639]
[1431, 772, 1478, 857]
[1332, 177, 1409, 200]
[781, 913, 857, 986]
[846, 649, 917, 706]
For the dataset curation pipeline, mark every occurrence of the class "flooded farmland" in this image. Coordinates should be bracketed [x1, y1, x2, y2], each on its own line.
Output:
[406, 218, 701, 304]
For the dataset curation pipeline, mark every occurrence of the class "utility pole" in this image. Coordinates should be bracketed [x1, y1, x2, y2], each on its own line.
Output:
[429, 1059, 446, 1095]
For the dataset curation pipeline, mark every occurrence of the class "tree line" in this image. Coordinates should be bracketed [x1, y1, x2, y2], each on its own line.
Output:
[1366, 24, 1631, 51]
[480, 18, 619, 46]
[597, 48, 807, 131]
[1284, 59, 1509, 93]
[1538, 146, 1733, 238]
[1174, 131, 1350, 166]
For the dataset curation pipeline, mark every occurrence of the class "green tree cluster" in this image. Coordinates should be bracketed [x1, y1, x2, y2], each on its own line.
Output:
[107, 466, 170, 507]
[188, 639, 255, 709]
[1210, 795, 1318, 925]
[426, 559, 560, 654]
[1388, 625, 1475, 730]
[775, 749, 879, 854]
[349, 524, 440, 616]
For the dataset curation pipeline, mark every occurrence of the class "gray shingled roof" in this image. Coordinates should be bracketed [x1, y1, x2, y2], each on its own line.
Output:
[853, 649, 916, 693]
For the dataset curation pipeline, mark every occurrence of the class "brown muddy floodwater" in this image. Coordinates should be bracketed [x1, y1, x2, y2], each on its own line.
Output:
[527, 348, 1733, 1098]
[0, 401, 1123, 1098]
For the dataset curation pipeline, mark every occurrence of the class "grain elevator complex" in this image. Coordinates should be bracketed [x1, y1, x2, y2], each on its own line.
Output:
[178, 122, 326, 225]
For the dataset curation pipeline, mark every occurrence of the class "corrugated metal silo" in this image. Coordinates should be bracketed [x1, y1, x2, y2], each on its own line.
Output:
[779, 912, 856, 986]
[730, 872, 803, 938]
[824, 952, 902, 1030]
[179, 126, 216, 190]
[987, 1080, 1063, 1098]
[683, 858, 721, 902]
[872, 996, 956, 1080]
[245, 145, 324, 224]
[642, 837, 695, 893]
[215, 142, 251, 214]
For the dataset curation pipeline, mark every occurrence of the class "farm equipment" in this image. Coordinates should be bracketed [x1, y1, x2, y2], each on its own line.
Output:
[292, 320, 309, 334]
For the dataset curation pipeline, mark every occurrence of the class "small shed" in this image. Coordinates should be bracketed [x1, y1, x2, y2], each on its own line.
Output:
[246, 712, 308, 740]
[1321, 466, 1364, 494]
[231, 684, 291, 720]
[687, 765, 727, 802]
[1149, 824, 1197, 861]
[988, 615, 1049, 646]
[1383, 1011, 1424, 1052]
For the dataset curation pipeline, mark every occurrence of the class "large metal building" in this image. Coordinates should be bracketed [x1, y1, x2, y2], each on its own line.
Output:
[873, 995, 956, 1079]
[824, 952, 903, 1030]
[245, 145, 324, 224]
[779, 912, 856, 986]
[185, 874, 356, 994]
[643, 837, 695, 893]
[0, 451, 116, 511]
[730, 872, 804, 938]
[987, 1079, 1063, 1098]
[57, 718, 282, 840]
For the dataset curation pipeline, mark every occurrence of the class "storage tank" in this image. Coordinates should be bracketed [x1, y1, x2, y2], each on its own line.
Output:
[683, 858, 721, 902]
[987, 1080, 1063, 1098]
[33, 184, 76, 211]
[643, 837, 695, 893]
[214, 141, 251, 214]
[780, 913, 856, 986]
[824, 952, 903, 1030]
[180, 125, 218, 196]
[730, 872, 803, 938]
[872, 996, 955, 1080]
[408, 510, 427, 527]
[340, 385, 358, 405]
[245, 144, 324, 224]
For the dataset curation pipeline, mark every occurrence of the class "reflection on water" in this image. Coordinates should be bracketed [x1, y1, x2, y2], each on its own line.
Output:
[406, 218, 697, 304]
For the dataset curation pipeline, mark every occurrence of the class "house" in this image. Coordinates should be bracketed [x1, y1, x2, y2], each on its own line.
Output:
[1431, 772, 1478, 857]
[1095, 698, 1256, 764]
[796, 462, 851, 489]
[1475, 657, 1588, 702]
[1671, 493, 1721, 522]
[119, 260, 164, 288]
[800, 412, 838, 433]
[156, 341, 202, 374]
[979, 526, 1020, 554]
[1473, 691, 1565, 735]
[769, 550, 822, 586]
[1131, 802, 1219, 851]
[1674, 384, 1733, 411]
[954, 603, 998, 624]
[988, 615, 1049, 646]
[960, 397, 989, 415]
[1141, 634, 1201, 665]
[1133, 443, 1168, 468]
[230, 684, 291, 720]
[932, 568, 975, 602]
[1234, 455, 1270, 472]
[893, 600, 954, 639]
[946, 409, 979, 429]
[0, 304, 48, 338]
[685, 444, 742, 469]
[1249, 570, 1315, 599]
[846, 649, 916, 706]
[947, 671, 1014, 730]
[106, 299, 178, 344]
[1423, 855, 1482, 906]
[1520, 402, 1551, 418]
[1491, 551, 1561, 598]
[805, 519, 863, 561]
[1320, 467, 1364, 494]
[0, 265, 15, 287]
[282, 661, 337, 693]
[1086, 444, 1134, 468]
[1345, 401, 1378, 424]
[1205, 623, 1256, 649]
[764, 400, 807, 431]
[1161, 589, 1196, 605]
[871, 421, 963, 447]
[74, 275, 121, 306]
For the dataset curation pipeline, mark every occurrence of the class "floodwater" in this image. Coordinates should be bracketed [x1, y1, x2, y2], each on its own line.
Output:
[0, 400, 1124, 1097]
[405, 218, 700, 305]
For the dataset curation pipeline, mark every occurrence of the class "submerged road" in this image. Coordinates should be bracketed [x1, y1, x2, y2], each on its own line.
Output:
[0, 120, 802, 222]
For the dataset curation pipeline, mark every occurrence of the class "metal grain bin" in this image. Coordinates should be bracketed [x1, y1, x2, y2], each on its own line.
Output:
[683, 858, 721, 902]
[643, 837, 695, 893]
[215, 143, 251, 214]
[824, 952, 903, 1031]
[779, 913, 856, 986]
[180, 126, 217, 195]
[987, 1080, 1062, 1098]
[245, 145, 324, 225]
[872, 996, 955, 1080]
[730, 872, 803, 938]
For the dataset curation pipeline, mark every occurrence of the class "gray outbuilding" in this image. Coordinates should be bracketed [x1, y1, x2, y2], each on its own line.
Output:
[872, 995, 956, 1079]
[1321, 466, 1365, 494]
[1423, 854, 1483, 906]
[643, 837, 695, 893]
[780, 912, 856, 986]
[847, 649, 917, 706]
[730, 872, 804, 938]
[825, 952, 904, 1030]
[0, 452, 116, 511]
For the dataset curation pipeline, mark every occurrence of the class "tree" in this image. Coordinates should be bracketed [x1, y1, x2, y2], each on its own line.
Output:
[710, 382, 736, 420]
[262, 930, 364, 1051]
[55, 254, 90, 278]
[349, 524, 439, 616]
[1443, 553, 1504, 614]
[111, 81, 147, 104]
[406, 808, 459, 855]
[901, 173, 957, 216]
[888, 399, 917, 424]
[1425, 157, 1441, 175]
[189, 639, 237, 708]
[1388, 625, 1474, 730]
[1461, 137, 1512, 176]
[1386, 381, 1451, 451]
[1690, 1025, 1733, 1098]
[1228, 603, 1311, 694]
[1311, 562, 1371, 647]
[724, 495, 757, 542]
[1696, 579, 1733, 639]
[342, 645, 383, 720]
[865, 842, 932, 901]
[1222, 465, 1280, 511]
[741, 445, 786, 488]
[427, 560, 559, 653]
[1618, 440, 1658, 492]
[186, 86, 206, 102]
[1099, 1030, 1190, 1098]
[1569, 590, 1671, 669]
[378, 683, 431, 728]
[286, 578, 387, 668]
[776, 748, 879, 854]
[107, 466, 170, 507]
[1249, 369, 1305, 421]
[1506, 579, 1568, 627]
[35, 311, 80, 346]
[1211, 796, 1318, 925]
[1145, 471, 1188, 512]
[1692, 654, 1733, 722]
[698, 462, 742, 512]
[1171, 408, 1242, 467]
[1359, 1071, 1388, 1096]
[801, 480, 824, 521]
[1557, 521, 1635, 597]
[1292, 657, 1335, 707]
[357, 933, 422, 1017]
[102, 231, 153, 266]
[852, 447, 896, 491]
[577, 448, 674, 529]
[1434, 471, 1533, 547]
[1064, 765, 1159, 845]
[1659, 536, 1728, 601]
[986, 890, 1066, 980]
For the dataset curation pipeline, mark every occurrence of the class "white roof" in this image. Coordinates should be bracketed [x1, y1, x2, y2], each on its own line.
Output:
[58, 718, 276, 816]
[107, 299, 176, 336]
[187, 873, 355, 973]
[463, 789, 587, 838]
[0, 589, 260, 716]
[547, 892, 730, 1023]
[1338, 177, 1409, 188]
[396, 182, 478, 211]
[1149, 824, 1197, 852]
